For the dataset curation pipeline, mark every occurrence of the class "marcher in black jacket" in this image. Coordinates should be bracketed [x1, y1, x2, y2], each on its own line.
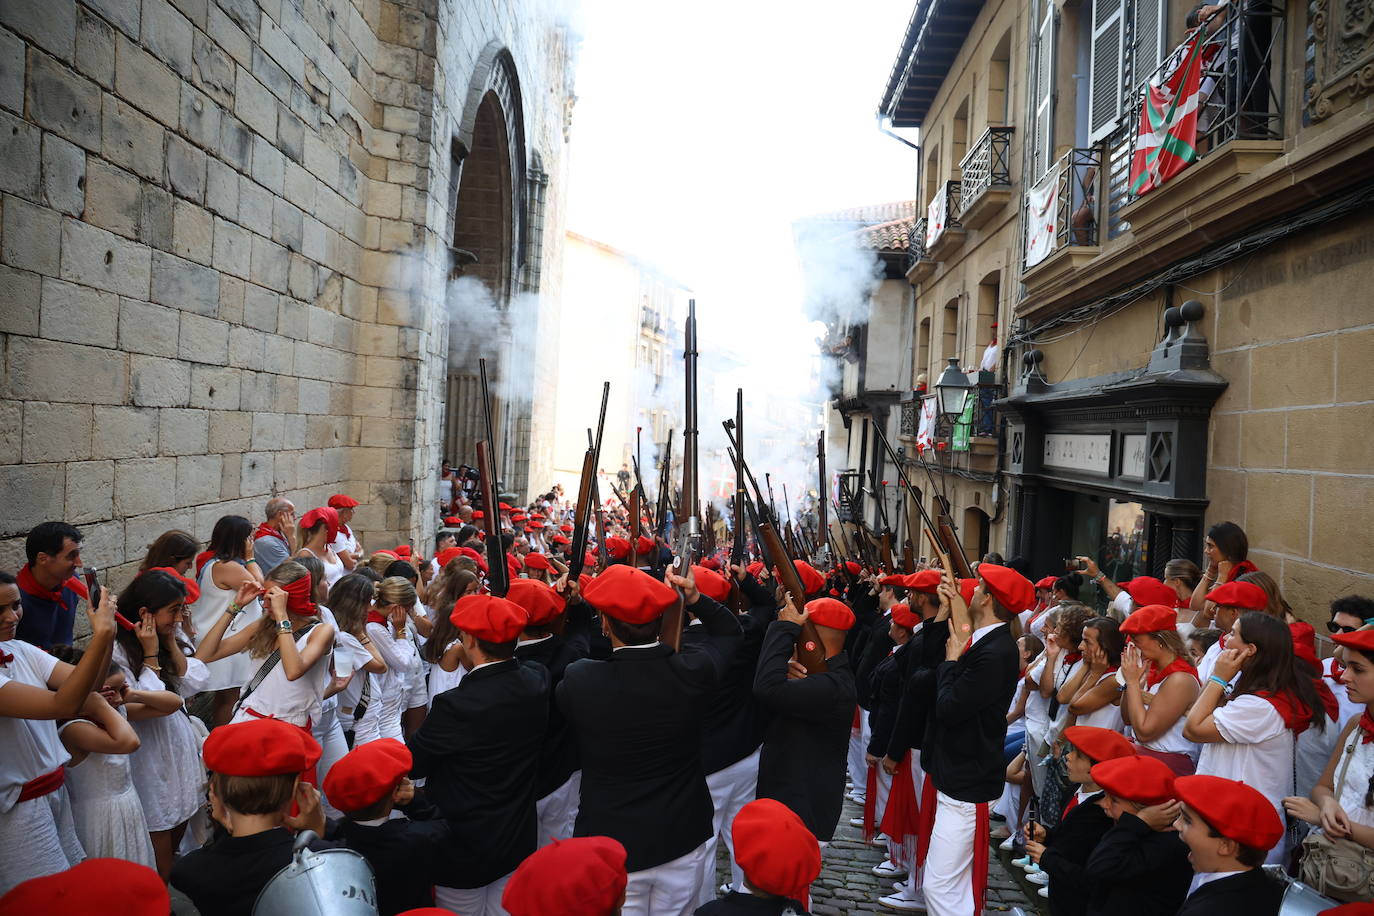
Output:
[557, 567, 741, 877]
[880, 579, 944, 766]
[753, 597, 857, 842]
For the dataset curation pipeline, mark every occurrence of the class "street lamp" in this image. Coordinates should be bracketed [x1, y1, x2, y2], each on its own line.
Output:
[934, 357, 973, 421]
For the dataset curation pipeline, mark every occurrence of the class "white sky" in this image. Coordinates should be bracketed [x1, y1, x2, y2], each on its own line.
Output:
[565, 0, 921, 386]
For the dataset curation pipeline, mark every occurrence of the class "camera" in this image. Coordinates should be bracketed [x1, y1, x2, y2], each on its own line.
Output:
[1064, 557, 1087, 572]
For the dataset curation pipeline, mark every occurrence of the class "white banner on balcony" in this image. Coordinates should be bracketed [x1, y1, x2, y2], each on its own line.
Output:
[915, 397, 938, 455]
[926, 192, 946, 248]
[1024, 171, 1058, 268]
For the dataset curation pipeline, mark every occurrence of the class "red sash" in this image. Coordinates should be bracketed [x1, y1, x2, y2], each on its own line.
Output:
[973, 802, 991, 915]
[17, 766, 66, 802]
[1147, 657, 1198, 689]
[879, 754, 922, 853]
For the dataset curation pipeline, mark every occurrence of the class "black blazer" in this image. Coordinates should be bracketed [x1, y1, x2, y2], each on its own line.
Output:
[846, 587, 880, 661]
[684, 598, 775, 775]
[170, 827, 336, 916]
[920, 623, 1020, 803]
[1082, 812, 1193, 916]
[1037, 792, 1114, 916]
[514, 599, 595, 798]
[885, 618, 946, 759]
[339, 816, 452, 915]
[1174, 867, 1284, 916]
[556, 594, 742, 872]
[753, 619, 857, 841]
[854, 612, 896, 710]
[866, 641, 911, 758]
[407, 658, 549, 889]
[695, 890, 812, 915]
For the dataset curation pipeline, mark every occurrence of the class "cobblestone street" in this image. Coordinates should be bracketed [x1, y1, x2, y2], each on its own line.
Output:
[716, 787, 1043, 915]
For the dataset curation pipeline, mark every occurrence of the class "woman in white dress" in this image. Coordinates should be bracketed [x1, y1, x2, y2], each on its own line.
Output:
[194, 560, 334, 786]
[1063, 617, 1125, 731]
[296, 506, 346, 589]
[422, 568, 480, 705]
[354, 577, 420, 745]
[1118, 604, 1201, 776]
[188, 515, 264, 727]
[111, 567, 209, 882]
[1186, 610, 1328, 864]
[52, 650, 156, 868]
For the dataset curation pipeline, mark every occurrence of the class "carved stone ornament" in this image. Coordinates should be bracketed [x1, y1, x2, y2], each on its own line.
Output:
[1308, 0, 1374, 121]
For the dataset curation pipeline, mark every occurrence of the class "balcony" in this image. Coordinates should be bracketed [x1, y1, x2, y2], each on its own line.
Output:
[1020, 147, 1102, 282]
[924, 180, 965, 260]
[959, 127, 1014, 230]
[904, 218, 935, 284]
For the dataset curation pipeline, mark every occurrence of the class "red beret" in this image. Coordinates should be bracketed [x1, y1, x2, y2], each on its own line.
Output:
[1173, 774, 1284, 850]
[732, 799, 821, 901]
[203, 717, 322, 777]
[979, 564, 1033, 612]
[499, 503, 513, 511]
[635, 535, 655, 557]
[327, 493, 359, 509]
[699, 557, 722, 571]
[1035, 575, 1058, 590]
[1091, 755, 1176, 806]
[1120, 604, 1178, 635]
[775, 560, 824, 596]
[443, 516, 462, 525]
[1124, 576, 1178, 609]
[1063, 725, 1137, 764]
[904, 569, 942, 594]
[144, 566, 201, 606]
[959, 577, 978, 607]
[844, 561, 861, 575]
[373, 549, 398, 561]
[457, 546, 488, 573]
[1205, 580, 1268, 611]
[1332, 630, 1374, 654]
[506, 553, 523, 576]
[560, 523, 574, 533]
[511, 513, 526, 522]
[450, 594, 528, 643]
[435, 547, 463, 567]
[473, 510, 485, 520]
[530, 512, 545, 520]
[746, 560, 765, 577]
[299, 506, 340, 543]
[605, 537, 630, 560]
[523, 552, 552, 571]
[393, 545, 412, 558]
[879, 574, 907, 588]
[506, 578, 563, 627]
[1315, 905, 1374, 916]
[692, 565, 731, 603]
[584, 551, 597, 569]
[0, 858, 169, 915]
[551, 535, 570, 545]
[805, 597, 854, 631]
[322, 738, 412, 814]
[502, 836, 628, 916]
[890, 603, 920, 630]
[582, 564, 679, 625]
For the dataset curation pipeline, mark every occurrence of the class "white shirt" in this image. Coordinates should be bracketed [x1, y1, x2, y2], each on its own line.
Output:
[968, 621, 1005, 648]
[1197, 694, 1294, 822]
[1196, 638, 1226, 686]
[613, 641, 662, 652]
[1075, 670, 1125, 731]
[1188, 870, 1246, 895]
[0, 640, 68, 810]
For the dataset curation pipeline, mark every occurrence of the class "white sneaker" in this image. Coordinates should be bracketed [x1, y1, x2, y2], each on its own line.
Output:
[872, 860, 907, 878]
[1027, 870, 1050, 886]
[878, 889, 927, 911]
[1023, 862, 1042, 875]
[719, 882, 735, 896]
[998, 834, 1017, 852]
[1038, 886, 1051, 898]
[849, 816, 865, 827]
[1011, 854, 1032, 869]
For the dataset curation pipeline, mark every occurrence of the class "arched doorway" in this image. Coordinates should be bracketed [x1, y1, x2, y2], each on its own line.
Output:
[963, 506, 991, 561]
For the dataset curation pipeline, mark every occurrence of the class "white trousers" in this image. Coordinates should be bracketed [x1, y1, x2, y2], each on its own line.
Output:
[922, 790, 979, 916]
[435, 870, 513, 916]
[847, 709, 870, 796]
[313, 699, 350, 819]
[624, 839, 712, 916]
[0, 785, 84, 894]
[696, 749, 760, 903]
[534, 770, 581, 848]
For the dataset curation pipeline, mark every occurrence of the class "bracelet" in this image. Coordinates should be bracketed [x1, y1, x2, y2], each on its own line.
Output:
[143, 654, 159, 659]
[1207, 675, 1230, 690]
[227, 602, 241, 615]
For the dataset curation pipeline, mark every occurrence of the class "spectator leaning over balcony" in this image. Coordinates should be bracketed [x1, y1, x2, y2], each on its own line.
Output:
[328, 494, 363, 571]
[15, 522, 87, 651]
[253, 497, 297, 577]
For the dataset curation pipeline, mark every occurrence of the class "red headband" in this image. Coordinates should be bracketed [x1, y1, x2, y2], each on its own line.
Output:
[280, 574, 316, 617]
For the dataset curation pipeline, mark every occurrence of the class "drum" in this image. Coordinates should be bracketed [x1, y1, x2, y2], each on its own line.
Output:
[253, 831, 378, 916]
[1264, 865, 1339, 916]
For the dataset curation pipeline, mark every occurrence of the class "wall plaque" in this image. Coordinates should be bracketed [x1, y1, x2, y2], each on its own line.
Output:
[1043, 433, 1112, 474]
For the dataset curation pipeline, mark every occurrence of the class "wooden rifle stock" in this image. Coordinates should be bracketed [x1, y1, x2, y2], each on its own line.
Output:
[902, 542, 916, 574]
[925, 527, 971, 642]
[880, 532, 894, 574]
[758, 520, 827, 674]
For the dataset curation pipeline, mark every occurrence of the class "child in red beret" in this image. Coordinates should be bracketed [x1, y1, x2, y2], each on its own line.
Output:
[696, 799, 820, 914]
[1171, 775, 1284, 915]
[170, 718, 332, 916]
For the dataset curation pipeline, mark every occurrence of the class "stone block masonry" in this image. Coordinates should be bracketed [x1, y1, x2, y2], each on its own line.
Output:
[0, 0, 577, 592]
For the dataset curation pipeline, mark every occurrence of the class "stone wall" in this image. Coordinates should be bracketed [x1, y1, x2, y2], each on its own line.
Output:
[0, 0, 573, 588]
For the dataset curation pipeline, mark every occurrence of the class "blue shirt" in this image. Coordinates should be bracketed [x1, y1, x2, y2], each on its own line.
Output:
[17, 580, 81, 650]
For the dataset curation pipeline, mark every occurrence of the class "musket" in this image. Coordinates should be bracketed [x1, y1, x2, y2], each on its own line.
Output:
[476, 359, 508, 598]
[765, 473, 777, 522]
[629, 487, 642, 567]
[664, 300, 701, 651]
[871, 422, 974, 579]
[731, 390, 746, 567]
[630, 453, 654, 532]
[727, 444, 765, 562]
[816, 436, 829, 562]
[567, 384, 610, 582]
[652, 430, 674, 575]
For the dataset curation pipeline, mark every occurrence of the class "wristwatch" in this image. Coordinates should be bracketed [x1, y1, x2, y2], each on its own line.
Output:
[1114, 669, 1128, 689]
[276, 618, 293, 633]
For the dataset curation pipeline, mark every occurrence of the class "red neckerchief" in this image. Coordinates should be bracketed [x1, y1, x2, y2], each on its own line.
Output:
[194, 549, 215, 578]
[0, 644, 12, 666]
[1226, 560, 1258, 582]
[16, 565, 87, 602]
[338, 523, 353, 540]
[1256, 690, 1313, 735]
[1062, 652, 1083, 666]
[1359, 712, 1374, 745]
[1063, 793, 1081, 818]
[1327, 657, 1347, 683]
[1313, 679, 1340, 723]
[254, 523, 287, 543]
[1147, 656, 1198, 689]
[366, 609, 388, 626]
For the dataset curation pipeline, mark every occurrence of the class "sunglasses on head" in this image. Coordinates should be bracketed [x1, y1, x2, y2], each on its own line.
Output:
[1328, 621, 1359, 634]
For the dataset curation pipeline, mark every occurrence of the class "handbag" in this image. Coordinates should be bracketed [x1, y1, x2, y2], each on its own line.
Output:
[1298, 737, 1374, 902]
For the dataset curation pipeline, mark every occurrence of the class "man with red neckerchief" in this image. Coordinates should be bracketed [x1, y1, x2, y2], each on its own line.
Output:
[15, 522, 88, 651]
[253, 497, 297, 576]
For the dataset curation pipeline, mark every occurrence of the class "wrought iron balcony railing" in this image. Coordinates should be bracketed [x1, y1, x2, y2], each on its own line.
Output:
[905, 218, 929, 273]
[924, 180, 963, 250]
[1022, 147, 1102, 271]
[959, 126, 1014, 217]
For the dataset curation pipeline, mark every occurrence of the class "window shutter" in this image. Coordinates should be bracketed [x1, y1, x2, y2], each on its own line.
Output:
[1032, 5, 1056, 180]
[1131, 0, 1168, 89]
[1088, 0, 1128, 143]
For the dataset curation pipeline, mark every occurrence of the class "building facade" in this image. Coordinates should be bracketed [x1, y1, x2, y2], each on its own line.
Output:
[882, 0, 1374, 619]
[0, 0, 575, 585]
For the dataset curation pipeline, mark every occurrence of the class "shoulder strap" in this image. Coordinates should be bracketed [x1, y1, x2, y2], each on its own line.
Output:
[353, 672, 372, 722]
[1334, 736, 1359, 800]
[233, 622, 321, 717]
